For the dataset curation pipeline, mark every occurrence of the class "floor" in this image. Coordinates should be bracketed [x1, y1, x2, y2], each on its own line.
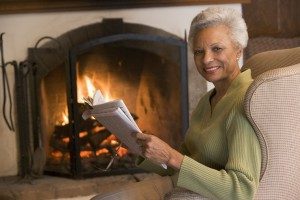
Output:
[54, 194, 96, 200]
[0, 173, 158, 200]
[54, 194, 95, 200]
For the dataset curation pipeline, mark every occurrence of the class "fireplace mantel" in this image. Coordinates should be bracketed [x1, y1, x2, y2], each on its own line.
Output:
[0, 0, 250, 14]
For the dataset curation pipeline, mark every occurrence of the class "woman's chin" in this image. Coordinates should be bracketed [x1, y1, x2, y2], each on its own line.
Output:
[204, 74, 221, 83]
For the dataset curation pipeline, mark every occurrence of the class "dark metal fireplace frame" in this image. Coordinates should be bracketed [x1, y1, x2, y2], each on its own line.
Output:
[16, 19, 189, 178]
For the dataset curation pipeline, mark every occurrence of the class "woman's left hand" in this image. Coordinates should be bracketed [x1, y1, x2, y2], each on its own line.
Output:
[134, 132, 184, 170]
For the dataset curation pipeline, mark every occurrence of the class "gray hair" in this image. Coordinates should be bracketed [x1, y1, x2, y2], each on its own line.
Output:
[188, 7, 248, 50]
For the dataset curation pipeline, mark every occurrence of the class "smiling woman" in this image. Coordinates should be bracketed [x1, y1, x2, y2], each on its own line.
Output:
[0, 0, 250, 14]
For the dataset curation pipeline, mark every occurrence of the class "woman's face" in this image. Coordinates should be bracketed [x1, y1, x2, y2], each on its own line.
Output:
[193, 24, 241, 85]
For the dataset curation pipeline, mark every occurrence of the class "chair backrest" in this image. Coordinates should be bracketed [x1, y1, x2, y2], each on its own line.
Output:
[242, 47, 300, 199]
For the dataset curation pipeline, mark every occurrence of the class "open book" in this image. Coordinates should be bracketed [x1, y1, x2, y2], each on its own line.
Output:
[82, 90, 142, 155]
[82, 90, 167, 169]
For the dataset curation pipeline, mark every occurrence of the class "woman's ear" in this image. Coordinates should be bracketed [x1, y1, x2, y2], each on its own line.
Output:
[236, 48, 243, 60]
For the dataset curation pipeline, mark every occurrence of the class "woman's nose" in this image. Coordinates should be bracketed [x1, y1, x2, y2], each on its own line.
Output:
[203, 51, 214, 64]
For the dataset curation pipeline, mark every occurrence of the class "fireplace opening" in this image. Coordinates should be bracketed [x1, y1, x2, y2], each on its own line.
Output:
[19, 19, 188, 178]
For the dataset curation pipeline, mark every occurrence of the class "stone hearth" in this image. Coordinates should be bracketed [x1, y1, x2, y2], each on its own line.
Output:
[0, 173, 157, 200]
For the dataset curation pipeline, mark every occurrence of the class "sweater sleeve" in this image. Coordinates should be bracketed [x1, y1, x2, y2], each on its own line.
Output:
[176, 99, 261, 200]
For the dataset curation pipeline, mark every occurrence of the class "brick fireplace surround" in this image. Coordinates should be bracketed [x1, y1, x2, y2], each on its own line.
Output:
[0, 3, 242, 200]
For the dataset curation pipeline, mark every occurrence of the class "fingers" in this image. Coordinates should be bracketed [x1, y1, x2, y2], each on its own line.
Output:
[131, 132, 149, 154]
[132, 132, 149, 140]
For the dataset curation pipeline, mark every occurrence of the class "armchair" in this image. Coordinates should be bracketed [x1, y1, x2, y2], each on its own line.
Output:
[242, 47, 300, 199]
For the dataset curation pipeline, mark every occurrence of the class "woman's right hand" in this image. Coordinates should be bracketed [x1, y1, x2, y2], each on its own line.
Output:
[133, 132, 184, 170]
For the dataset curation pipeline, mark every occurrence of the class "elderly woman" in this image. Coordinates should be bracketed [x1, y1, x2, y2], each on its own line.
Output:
[92, 7, 261, 200]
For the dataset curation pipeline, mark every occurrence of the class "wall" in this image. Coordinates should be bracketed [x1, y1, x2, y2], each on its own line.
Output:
[0, 4, 241, 176]
[243, 0, 300, 38]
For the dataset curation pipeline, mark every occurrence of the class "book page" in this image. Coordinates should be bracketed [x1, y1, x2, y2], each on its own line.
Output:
[93, 107, 142, 155]
[92, 99, 139, 130]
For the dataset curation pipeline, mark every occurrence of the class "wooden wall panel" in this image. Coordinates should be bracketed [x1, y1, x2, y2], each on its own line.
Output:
[242, 0, 300, 38]
[0, 0, 251, 14]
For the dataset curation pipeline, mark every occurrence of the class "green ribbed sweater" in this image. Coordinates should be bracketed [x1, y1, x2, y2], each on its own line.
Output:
[137, 70, 261, 200]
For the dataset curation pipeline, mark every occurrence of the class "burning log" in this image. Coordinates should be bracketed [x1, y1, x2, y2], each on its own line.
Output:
[48, 101, 139, 173]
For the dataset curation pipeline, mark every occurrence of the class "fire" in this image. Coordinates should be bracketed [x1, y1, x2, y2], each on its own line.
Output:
[55, 107, 69, 126]
[62, 137, 70, 143]
[79, 131, 88, 138]
[117, 147, 128, 157]
[77, 75, 96, 103]
[92, 126, 105, 133]
[100, 135, 119, 146]
[85, 76, 96, 98]
[61, 108, 69, 126]
[80, 150, 93, 158]
[51, 150, 63, 158]
[77, 75, 113, 103]
[50, 74, 132, 164]
[102, 90, 112, 102]
[96, 148, 109, 156]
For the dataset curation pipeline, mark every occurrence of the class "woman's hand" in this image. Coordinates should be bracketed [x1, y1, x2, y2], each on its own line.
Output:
[134, 132, 184, 170]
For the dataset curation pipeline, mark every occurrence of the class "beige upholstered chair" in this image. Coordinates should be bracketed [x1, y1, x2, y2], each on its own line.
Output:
[242, 47, 300, 199]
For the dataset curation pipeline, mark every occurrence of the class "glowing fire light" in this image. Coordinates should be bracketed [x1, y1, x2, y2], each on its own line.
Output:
[96, 148, 109, 156]
[100, 135, 119, 146]
[56, 107, 69, 126]
[77, 75, 114, 103]
[85, 76, 96, 98]
[51, 74, 131, 162]
[51, 150, 63, 158]
[79, 131, 88, 138]
[77, 75, 96, 103]
[110, 140, 118, 146]
[102, 90, 112, 102]
[80, 150, 93, 158]
[117, 147, 128, 157]
[62, 137, 70, 143]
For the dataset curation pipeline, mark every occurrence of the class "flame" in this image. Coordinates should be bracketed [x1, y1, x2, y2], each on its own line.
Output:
[92, 126, 105, 133]
[51, 150, 63, 158]
[96, 148, 109, 156]
[117, 147, 128, 157]
[61, 108, 69, 126]
[103, 91, 112, 102]
[77, 75, 96, 103]
[110, 140, 118, 146]
[100, 135, 119, 146]
[77, 73, 115, 103]
[80, 150, 93, 158]
[79, 131, 88, 138]
[55, 107, 69, 126]
[62, 137, 70, 143]
[84, 76, 96, 98]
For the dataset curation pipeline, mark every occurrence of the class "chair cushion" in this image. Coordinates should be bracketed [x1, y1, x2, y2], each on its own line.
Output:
[244, 37, 300, 61]
[242, 47, 300, 78]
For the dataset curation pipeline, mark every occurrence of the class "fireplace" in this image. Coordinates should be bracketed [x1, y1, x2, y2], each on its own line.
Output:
[16, 18, 188, 178]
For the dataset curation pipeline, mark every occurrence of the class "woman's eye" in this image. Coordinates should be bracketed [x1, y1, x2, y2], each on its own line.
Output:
[212, 47, 222, 52]
[194, 49, 204, 56]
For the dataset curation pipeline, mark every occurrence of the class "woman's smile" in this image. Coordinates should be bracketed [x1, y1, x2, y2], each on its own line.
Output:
[204, 65, 222, 74]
